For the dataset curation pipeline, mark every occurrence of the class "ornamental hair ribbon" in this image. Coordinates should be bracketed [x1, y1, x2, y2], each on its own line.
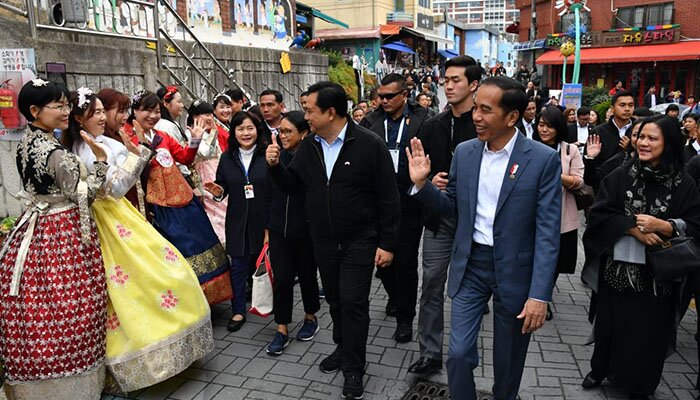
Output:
[77, 87, 94, 109]
[162, 85, 178, 101]
[131, 90, 145, 108]
[31, 78, 49, 87]
[213, 93, 231, 102]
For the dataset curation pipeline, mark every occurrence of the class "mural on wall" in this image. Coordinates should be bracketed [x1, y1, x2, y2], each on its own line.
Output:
[60, 0, 295, 50]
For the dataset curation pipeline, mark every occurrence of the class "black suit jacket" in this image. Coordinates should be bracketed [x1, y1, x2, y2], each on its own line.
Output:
[643, 93, 659, 108]
[567, 123, 592, 144]
[360, 103, 430, 214]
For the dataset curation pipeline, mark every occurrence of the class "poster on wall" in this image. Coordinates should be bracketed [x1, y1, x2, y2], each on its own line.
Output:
[0, 49, 36, 141]
[69, 0, 294, 50]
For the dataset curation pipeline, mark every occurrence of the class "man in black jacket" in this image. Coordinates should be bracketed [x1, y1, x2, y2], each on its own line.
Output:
[266, 81, 400, 400]
[583, 91, 635, 192]
[643, 86, 660, 108]
[407, 55, 481, 375]
[259, 89, 286, 137]
[567, 106, 592, 147]
[360, 73, 430, 344]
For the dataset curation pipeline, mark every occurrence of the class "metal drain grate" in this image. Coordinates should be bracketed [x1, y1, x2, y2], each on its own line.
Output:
[402, 381, 450, 400]
[402, 381, 492, 400]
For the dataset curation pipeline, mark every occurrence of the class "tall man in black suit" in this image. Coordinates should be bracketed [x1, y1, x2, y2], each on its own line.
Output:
[266, 82, 400, 399]
[360, 73, 430, 343]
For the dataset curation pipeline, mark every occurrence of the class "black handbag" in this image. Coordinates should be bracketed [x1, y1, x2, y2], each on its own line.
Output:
[646, 236, 700, 281]
[561, 144, 594, 210]
[573, 185, 594, 210]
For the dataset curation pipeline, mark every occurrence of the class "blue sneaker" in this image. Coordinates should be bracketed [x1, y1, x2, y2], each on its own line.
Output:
[266, 331, 290, 355]
[318, 287, 326, 299]
[297, 318, 320, 341]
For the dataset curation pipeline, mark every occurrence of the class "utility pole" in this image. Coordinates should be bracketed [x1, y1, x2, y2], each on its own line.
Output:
[530, 0, 536, 41]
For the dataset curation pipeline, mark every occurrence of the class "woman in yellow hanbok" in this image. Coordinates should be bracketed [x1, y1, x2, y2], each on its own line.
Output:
[65, 87, 214, 393]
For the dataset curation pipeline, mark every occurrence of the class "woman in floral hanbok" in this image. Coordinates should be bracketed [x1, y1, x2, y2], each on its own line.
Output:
[64, 87, 214, 393]
[0, 79, 109, 399]
[187, 100, 227, 244]
[124, 91, 231, 305]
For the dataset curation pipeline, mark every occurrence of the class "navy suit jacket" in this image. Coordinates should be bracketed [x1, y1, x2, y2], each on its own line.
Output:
[414, 132, 562, 313]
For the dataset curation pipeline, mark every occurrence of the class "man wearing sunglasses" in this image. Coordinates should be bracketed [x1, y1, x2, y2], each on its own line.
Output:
[360, 73, 430, 344]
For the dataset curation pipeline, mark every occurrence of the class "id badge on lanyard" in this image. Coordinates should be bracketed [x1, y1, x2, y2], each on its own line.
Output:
[240, 154, 255, 199]
[385, 117, 406, 174]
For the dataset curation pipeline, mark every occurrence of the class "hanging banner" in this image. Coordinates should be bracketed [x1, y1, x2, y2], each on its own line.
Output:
[561, 83, 583, 110]
[0, 49, 36, 141]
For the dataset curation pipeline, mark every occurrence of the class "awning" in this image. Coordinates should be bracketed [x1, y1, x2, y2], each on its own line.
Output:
[536, 41, 700, 65]
[380, 24, 401, 35]
[311, 9, 348, 29]
[296, 14, 307, 24]
[382, 41, 416, 54]
[402, 26, 454, 45]
[296, 2, 349, 29]
[437, 49, 459, 59]
[315, 27, 381, 40]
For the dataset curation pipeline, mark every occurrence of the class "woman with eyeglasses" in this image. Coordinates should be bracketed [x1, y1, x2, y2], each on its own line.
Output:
[0, 79, 109, 399]
[123, 91, 231, 306]
[187, 100, 228, 245]
[63, 87, 213, 393]
[205, 111, 272, 332]
[264, 111, 320, 355]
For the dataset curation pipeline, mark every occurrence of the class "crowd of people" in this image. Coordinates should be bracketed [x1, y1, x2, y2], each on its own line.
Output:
[1, 52, 700, 400]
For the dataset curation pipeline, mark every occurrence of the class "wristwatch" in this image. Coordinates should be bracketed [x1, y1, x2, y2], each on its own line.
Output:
[668, 219, 679, 237]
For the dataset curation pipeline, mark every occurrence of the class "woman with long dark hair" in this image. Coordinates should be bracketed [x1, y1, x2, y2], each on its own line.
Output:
[0, 79, 109, 399]
[65, 87, 213, 393]
[154, 85, 187, 145]
[205, 111, 271, 332]
[124, 91, 231, 306]
[534, 106, 584, 320]
[581, 115, 700, 398]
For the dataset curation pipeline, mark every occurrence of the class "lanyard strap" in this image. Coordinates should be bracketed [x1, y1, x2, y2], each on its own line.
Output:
[384, 116, 406, 149]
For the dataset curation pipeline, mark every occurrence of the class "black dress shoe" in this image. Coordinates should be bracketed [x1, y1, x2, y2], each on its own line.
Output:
[394, 323, 412, 343]
[319, 346, 342, 373]
[227, 315, 246, 332]
[408, 357, 442, 374]
[581, 371, 602, 389]
[386, 302, 397, 317]
[546, 304, 553, 321]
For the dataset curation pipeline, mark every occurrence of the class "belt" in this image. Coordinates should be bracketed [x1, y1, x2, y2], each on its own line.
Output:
[0, 190, 86, 296]
[472, 242, 493, 250]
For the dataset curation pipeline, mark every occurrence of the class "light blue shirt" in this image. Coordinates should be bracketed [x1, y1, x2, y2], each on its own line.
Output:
[314, 123, 348, 181]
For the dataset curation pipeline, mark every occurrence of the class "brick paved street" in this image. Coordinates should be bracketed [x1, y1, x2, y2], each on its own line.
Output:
[98, 230, 700, 400]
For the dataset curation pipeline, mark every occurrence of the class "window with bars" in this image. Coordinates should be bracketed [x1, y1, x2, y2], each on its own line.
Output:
[615, 2, 673, 28]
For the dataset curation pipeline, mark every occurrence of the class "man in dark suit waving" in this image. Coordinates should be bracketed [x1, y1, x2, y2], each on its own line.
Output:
[406, 76, 562, 400]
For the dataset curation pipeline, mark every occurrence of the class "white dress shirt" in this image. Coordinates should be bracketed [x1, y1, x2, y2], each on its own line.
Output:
[522, 120, 534, 139]
[577, 124, 589, 144]
[473, 130, 519, 246]
[613, 118, 632, 138]
[693, 141, 700, 154]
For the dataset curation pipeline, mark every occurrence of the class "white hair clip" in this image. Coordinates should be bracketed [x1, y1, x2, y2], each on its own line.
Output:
[77, 86, 94, 109]
[31, 78, 49, 87]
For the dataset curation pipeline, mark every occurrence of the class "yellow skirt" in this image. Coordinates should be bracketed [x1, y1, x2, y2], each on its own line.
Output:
[92, 197, 214, 393]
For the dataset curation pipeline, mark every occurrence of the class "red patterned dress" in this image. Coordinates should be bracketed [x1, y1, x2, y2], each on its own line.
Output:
[0, 127, 109, 399]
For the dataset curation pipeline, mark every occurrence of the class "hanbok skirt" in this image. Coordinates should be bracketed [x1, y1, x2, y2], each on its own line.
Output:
[196, 158, 227, 245]
[92, 197, 214, 392]
[0, 206, 107, 400]
[150, 197, 232, 305]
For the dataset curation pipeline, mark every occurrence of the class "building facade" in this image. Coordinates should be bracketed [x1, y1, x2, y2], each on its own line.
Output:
[515, 0, 700, 104]
[433, 0, 518, 32]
